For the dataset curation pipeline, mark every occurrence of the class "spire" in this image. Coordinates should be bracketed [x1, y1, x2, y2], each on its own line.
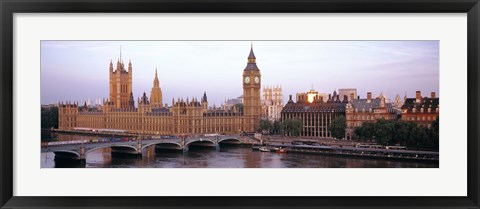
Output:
[245, 43, 260, 71]
[202, 91, 208, 103]
[153, 68, 159, 87]
[128, 91, 135, 109]
[248, 43, 256, 61]
[109, 59, 114, 72]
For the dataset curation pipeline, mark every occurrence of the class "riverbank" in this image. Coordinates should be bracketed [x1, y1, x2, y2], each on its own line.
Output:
[252, 143, 438, 162]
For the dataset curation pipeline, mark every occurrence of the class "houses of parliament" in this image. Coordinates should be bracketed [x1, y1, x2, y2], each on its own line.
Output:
[58, 46, 262, 135]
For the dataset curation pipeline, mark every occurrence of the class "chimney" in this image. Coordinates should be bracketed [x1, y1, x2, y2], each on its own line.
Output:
[289, 95, 292, 101]
[367, 92, 372, 103]
[416, 91, 422, 100]
[431, 92, 436, 98]
[350, 93, 355, 101]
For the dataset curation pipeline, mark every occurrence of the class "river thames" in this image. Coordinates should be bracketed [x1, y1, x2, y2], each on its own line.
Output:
[41, 145, 438, 168]
[41, 132, 438, 168]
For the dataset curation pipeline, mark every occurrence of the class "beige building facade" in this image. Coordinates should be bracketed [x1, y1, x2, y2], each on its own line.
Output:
[59, 46, 262, 135]
[261, 85, 283, 121]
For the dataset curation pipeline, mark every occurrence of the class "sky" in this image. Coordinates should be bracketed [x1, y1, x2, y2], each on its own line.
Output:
[41, 41, 439, 106]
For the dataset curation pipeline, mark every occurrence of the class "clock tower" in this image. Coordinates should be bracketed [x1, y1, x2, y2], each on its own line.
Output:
[242, 44, 262, 133]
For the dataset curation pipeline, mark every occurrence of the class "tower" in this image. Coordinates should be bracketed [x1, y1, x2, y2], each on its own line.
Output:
[150, 68, 163, 107]
[109, 47, 133, 109]
[138, 92, 150, 113]
[201, 91, 208, 111]
[242, 44, 262, 132]
[128, 91, 135, 109]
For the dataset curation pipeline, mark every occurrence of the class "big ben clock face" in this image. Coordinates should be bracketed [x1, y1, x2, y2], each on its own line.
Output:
[254, 76, 260, 84]
[244, 76, 250, 84]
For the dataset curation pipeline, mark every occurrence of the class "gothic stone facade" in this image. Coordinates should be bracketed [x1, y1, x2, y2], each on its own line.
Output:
[59, 46, 262, 135]
[261, 85, 283, 121]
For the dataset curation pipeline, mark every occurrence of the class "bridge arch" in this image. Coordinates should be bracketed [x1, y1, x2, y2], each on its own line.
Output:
[186, 138, 216, 146]
[53, 150, 81, 159]
[141, 141, 182, 151]
[85, 144, 138, 155]
[218, 138, 241, 144]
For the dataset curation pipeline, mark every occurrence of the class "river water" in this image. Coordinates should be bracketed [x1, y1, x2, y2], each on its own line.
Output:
[41, 133, 438, 168]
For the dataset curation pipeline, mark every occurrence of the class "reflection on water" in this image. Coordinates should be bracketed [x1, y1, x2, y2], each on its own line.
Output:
[41, 145, 438, 168]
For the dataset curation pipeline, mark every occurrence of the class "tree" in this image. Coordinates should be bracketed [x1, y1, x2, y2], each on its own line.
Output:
[258, 119, 272, 133]
[354, 121, 375, 142]
[282, 118, 303, 136]
[429, 116, 439, 149]
[330, 115, 346, 139]
[353, 117, 439, 150]
[373, 118, 393, 145]
[393, 121, 412, 146]
[272, 120, 282, 134]
[41, 107, 59, 129]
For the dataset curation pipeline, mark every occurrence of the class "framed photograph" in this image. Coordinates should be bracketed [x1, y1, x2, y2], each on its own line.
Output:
[1, 0, 479, 208]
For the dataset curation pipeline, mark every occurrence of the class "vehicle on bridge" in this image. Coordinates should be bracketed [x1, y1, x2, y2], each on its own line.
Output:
[96, 128, 128, 134]
[152, 135, 177, 139]
[72, 127, 128, 134]
[204, 133, 219, 137]
[43, 139, 89, 146]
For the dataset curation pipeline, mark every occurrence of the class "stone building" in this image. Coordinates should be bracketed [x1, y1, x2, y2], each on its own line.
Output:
[338, 88, 357, 102]
[59, 46, 262, 135]
[242, 45, 262, 132]
[261, 85, 283, 121]
[345, 92, 398, 140]
[296, 87, 328, 103]
[281, 90, 346, 138]
[401, 91, 439, 127]
[108, 56, 132, 109]
[149, 68, 163, 107]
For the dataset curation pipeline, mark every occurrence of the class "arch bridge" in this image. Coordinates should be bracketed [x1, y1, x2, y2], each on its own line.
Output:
[41, 135, 241, 161]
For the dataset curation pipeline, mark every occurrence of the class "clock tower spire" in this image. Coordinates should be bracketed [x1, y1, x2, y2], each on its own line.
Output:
[242, 43, 262, 133]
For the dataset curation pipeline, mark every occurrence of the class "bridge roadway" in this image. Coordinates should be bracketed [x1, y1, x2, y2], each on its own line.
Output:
[41, 135, 242, 161]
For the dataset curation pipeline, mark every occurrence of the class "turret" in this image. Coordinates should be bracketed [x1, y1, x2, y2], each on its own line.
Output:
[202, 91, 208, 110]
[150, 68, 163, 107]
[138, 92, 150, 113]
[128, 60, 132, 72]
[109, 60, 113, 73]
[128, 91, 135, 109]
[128, 60, 133, 95]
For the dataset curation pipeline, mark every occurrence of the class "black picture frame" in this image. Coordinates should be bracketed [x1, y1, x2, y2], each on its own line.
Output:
[1, 0, 479, 208]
